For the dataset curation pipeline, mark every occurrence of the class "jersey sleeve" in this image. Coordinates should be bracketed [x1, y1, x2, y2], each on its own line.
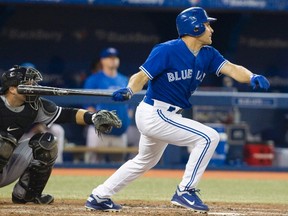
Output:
[34, 98, 62, 128]
[139, 44, 169, 80]
[208, 47, 228, 76]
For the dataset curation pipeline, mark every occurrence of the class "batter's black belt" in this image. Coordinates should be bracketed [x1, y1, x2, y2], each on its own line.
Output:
[143, 97, 183, 114]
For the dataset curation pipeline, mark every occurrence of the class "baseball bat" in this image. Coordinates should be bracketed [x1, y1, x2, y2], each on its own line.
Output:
[17, 85, 131, 99]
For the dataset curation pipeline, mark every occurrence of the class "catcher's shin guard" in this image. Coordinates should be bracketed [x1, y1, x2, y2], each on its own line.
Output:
[12, 132, 57, 204]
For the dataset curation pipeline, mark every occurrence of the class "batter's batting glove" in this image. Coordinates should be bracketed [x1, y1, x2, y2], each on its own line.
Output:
[112, 87, 133, 101]
[250, 74, 270, 90]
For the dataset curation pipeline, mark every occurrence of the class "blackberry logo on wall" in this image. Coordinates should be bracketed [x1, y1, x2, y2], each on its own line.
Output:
[94, 29, 160, 44]
[0, 28, 63, 42]
[234, 13, 288, 92]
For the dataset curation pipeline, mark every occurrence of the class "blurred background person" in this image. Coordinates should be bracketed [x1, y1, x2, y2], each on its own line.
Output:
[83, 47, 134, 163]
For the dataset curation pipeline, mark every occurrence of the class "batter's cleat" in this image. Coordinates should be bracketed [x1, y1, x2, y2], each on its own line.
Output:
[85, 194, 122, 212]
[12, 194, 54, 204]
[171, 186, 209, 213]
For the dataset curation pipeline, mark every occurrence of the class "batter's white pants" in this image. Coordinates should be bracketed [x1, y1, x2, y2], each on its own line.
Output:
[93, 100, 220, 197]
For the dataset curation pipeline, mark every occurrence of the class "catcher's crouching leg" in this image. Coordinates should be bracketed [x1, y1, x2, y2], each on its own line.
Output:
[0, 131, 17, 172]
[12, 132, 58, 204]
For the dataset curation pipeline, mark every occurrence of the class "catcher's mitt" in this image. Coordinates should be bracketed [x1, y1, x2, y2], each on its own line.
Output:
[92, 110, 122, 135]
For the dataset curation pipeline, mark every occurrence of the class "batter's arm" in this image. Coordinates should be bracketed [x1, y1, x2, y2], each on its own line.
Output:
[219, 61, 252, 84]
[127, 70, 149, 93]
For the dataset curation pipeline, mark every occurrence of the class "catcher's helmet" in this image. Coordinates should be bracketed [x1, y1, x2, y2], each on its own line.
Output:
[0, 65, 43, 94]
[176, 7, 216, 37]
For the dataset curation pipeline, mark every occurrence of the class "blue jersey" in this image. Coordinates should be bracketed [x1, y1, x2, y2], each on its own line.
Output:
[140, 39, 227, 109]
[84, 71, 130, 136]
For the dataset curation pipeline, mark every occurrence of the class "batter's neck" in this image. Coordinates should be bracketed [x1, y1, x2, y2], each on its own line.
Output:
[181, 37, 203, 53]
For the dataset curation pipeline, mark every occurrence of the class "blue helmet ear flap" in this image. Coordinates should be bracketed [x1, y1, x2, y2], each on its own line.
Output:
[193, 23, 205, 36]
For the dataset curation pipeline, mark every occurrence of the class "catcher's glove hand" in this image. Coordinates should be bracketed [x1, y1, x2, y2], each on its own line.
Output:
[92, 110, 122, 135]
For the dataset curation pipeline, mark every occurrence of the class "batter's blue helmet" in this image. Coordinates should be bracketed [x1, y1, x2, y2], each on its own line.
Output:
[176, 7, 216, 37]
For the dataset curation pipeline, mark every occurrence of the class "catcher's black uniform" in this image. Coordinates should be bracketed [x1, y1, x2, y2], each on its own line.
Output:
[0, 96, 60, 141]
[0, 95, 64, 204]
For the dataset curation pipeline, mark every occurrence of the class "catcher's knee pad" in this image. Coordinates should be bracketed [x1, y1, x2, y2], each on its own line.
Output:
[0, 131, 17, 171]
[28, 132, 58, 166]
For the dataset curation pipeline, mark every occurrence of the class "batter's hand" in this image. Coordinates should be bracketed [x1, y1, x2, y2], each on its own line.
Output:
[250, 74, 270, 90]
[112, 87, 133, 101]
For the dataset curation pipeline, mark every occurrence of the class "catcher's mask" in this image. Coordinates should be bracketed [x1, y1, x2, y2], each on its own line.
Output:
[0, 65, 43, 110]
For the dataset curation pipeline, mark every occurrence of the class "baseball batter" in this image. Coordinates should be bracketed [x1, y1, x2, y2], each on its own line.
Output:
[0, 65, 121, 205]
[85, 7, 270, 213]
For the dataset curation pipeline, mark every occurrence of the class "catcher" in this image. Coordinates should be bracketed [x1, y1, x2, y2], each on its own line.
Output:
[0, 65, 122, 204]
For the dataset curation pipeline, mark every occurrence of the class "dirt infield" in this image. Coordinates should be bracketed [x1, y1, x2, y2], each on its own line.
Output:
[1, 169, 288, 216]
[0, 199, 287, 216]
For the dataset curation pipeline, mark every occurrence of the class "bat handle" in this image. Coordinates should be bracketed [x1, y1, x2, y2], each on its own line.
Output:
[123, 93, 132, 100]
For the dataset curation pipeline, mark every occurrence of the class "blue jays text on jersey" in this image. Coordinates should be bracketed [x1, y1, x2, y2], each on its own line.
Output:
[167, 69, 205, 82]
[140, 38, 227, 109]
